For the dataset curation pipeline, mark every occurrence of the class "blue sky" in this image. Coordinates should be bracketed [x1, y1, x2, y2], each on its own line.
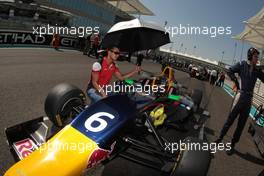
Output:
[140, 0, 264, 64]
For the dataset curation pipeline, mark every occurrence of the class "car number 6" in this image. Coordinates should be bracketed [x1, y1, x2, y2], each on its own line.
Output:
[85, 112, 115, 132]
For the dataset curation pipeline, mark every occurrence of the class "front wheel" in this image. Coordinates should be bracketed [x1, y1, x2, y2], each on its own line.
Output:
[44, 83, 86, 127]
[171, 137, 211, 176]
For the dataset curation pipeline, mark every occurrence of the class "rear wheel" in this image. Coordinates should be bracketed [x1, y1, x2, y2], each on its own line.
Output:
[44, 83, 86, 127]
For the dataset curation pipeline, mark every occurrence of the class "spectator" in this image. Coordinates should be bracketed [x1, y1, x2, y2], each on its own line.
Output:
[188, 64, 193, 71]
[210, 69, 217, 85]
[88, 34, 100, 59]
[127, 52, 132, 62]
[136, 52, 144, 66]
[83, 35, 91, 55]
[51, 34, 60, 50]
[218, 72, 225, 87]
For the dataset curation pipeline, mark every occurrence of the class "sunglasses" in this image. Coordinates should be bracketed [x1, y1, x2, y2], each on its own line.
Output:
[110, 50, 120, 55]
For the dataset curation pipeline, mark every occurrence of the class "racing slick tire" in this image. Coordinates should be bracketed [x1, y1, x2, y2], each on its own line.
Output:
[44, 83, 86, 127]
[191, 89, 203, 112]
[171, 137, 210, 176]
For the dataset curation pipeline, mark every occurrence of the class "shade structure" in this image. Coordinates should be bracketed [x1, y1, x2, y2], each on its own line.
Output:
[234, 7, 264, 50]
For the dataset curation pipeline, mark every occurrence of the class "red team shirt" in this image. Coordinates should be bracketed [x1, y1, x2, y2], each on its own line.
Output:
[92, 57, 120, 87]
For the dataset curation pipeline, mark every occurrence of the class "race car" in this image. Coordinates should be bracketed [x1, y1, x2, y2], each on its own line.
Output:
[139, 66, 203, 112]
[4, 83, 211, 176]
[112, 78, 203, 132]
[140, 66, 176, 93]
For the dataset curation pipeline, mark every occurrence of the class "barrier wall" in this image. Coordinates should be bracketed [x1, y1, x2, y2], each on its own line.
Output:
[0, 30, 83, 49]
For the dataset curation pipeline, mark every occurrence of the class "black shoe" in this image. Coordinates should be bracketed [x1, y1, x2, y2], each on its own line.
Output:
[226, 143, 235, 155]
[226, 148, 234, 155]
[214, 138, 222, 144]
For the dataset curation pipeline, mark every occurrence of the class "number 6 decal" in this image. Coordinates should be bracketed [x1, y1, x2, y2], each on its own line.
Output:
[85, 112, 115, 132]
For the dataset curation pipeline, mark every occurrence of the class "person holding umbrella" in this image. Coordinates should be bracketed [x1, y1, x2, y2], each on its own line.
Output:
[86, 46, 141, 104]
[215, 47, 264, 155]
[86, 18, 170, 104]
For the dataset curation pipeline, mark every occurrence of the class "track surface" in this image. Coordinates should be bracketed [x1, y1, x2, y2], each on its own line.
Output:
[0, 48, 263, 176]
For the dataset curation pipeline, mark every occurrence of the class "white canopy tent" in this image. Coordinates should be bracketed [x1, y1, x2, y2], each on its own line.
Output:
[234, 7, 264, 50]
[106, 0, 154, 16]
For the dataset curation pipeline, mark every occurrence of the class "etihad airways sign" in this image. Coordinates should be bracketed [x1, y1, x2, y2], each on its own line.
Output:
[0, 31, 79, 48]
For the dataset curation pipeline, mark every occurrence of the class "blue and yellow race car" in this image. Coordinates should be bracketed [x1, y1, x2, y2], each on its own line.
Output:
[4, 83, 210, 176]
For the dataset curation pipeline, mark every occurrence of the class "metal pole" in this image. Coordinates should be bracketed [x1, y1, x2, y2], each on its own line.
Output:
[221, 51, 225, 63]
[232, 42, 237, 64]
[219, 51, 225, 68]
